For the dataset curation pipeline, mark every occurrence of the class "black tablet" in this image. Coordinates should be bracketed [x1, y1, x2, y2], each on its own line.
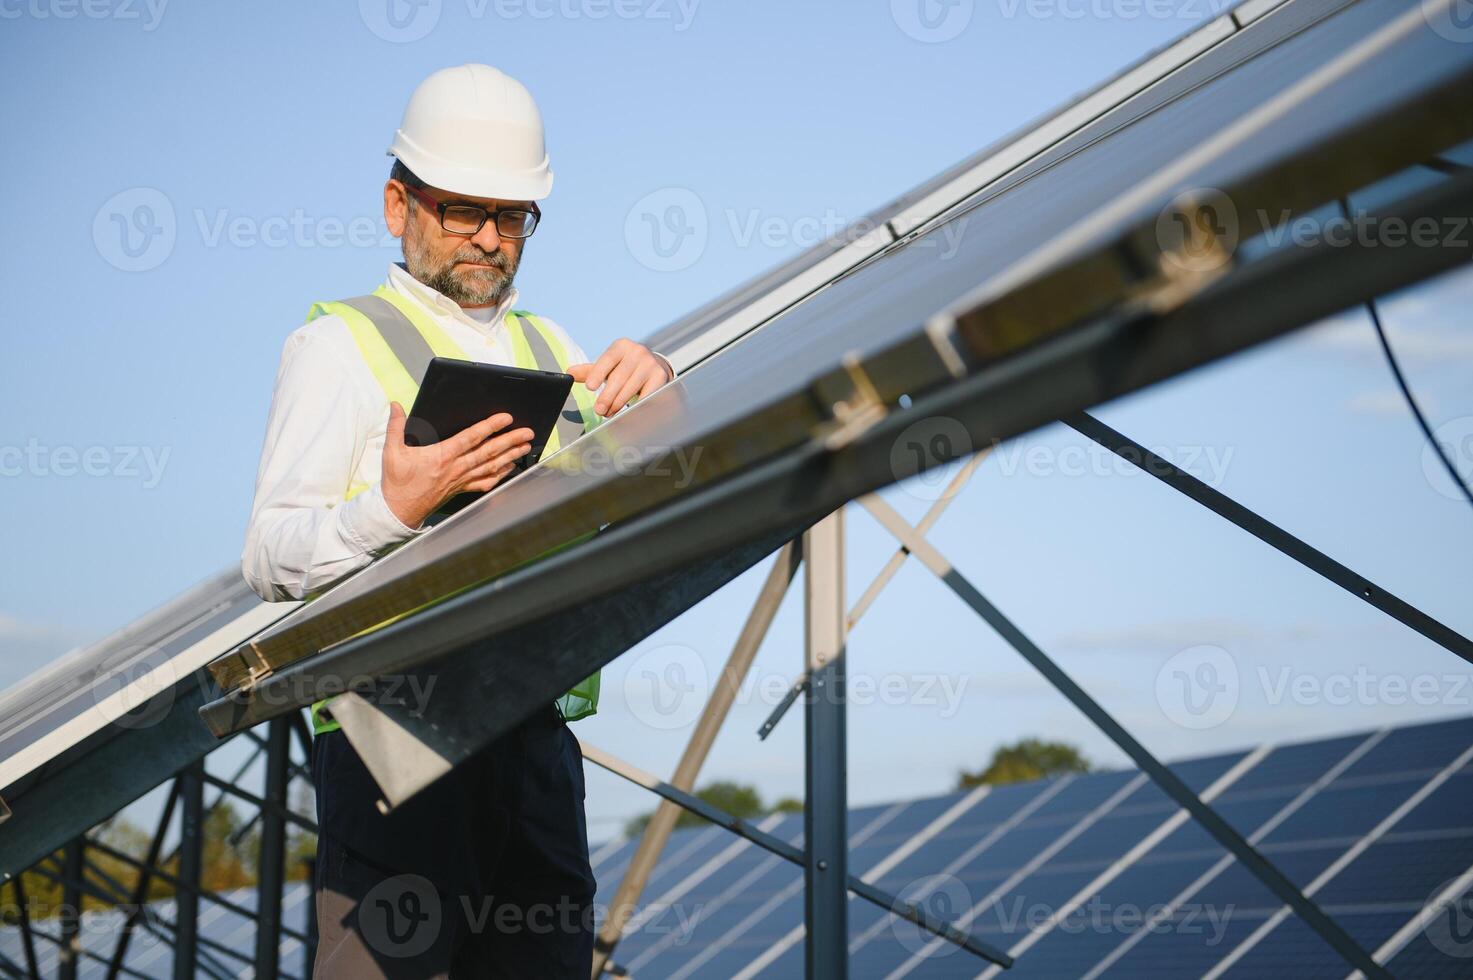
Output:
[406, 357, 575, 514]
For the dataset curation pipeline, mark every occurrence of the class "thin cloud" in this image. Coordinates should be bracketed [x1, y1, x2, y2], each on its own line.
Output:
[1050, 618, 1330, 654]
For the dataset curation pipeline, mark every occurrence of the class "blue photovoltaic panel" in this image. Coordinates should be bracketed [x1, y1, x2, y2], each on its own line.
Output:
[869, 780, 1056, 880]
[1224, 733, 1371, 796]
[1392, 768, 1473, 835]
[1219, 761, 1473, 977]
[1261, 782, 1413, 842]
[1334, 717, 1473, 780]
[1220, 911, 1403, 979]
[1387, 886, 1473, 977]
[1319, 835, 1473, 908]
[1095, 725, 1473, 979]
[617, 826, 805, 974]
[590, 822, 725, 914]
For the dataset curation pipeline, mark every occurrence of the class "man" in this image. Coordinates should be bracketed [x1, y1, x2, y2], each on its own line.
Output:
[241, 64, 674, 977]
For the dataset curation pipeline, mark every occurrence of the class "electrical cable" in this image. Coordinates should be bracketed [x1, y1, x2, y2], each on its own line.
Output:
[1339, 196, 1473, 510]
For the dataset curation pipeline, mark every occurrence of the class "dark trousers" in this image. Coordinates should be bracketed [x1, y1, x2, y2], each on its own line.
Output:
[311, 707, 596, 979]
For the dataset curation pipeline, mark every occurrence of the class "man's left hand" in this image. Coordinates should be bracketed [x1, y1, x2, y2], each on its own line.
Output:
[567, 338, 674, 417]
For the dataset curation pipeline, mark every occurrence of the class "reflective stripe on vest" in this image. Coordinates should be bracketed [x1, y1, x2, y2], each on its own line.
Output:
[307, 288, 602, 734]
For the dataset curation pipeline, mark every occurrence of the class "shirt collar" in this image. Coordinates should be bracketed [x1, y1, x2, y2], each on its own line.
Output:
[385, 262, 519, 338]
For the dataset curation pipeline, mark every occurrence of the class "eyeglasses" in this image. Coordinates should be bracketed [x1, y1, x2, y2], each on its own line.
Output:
[401, 182, 541, 239]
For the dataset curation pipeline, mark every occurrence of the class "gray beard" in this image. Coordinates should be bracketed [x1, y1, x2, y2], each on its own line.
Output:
[403, 224, 520, 307]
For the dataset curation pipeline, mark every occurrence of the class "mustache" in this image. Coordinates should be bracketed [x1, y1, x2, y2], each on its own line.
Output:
[451, 246, 510, 271]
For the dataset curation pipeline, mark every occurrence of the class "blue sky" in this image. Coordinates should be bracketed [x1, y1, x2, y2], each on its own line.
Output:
[2, 0, 1471, 838]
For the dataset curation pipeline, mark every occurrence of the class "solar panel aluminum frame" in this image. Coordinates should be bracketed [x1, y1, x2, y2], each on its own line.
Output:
[202, 0, 1473, 734]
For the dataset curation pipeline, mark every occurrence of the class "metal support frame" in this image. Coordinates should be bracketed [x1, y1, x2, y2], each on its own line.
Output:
[9, 878, 40, 978]
[57, 841, 82, 980]
[255, 719, 290, 979]
[23, 852, 242, 980]
[803, 512, 848, 979]
[174, 763, 204, 980]
[4, 710, 317, 979]
[106, 780, 179, 980]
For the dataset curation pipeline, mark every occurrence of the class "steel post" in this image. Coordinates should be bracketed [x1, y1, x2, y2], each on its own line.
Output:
[174, 763, 204, 980]
[254, 718, 291, 977]
[803, 511, 847, 979]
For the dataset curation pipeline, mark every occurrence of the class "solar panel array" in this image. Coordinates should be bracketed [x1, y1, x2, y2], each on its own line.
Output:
[584, 716, 1473, 978]
[4, 717, 1469, 975]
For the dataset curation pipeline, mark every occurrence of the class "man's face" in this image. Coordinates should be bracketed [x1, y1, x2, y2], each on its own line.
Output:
[386, 180, 531, 307]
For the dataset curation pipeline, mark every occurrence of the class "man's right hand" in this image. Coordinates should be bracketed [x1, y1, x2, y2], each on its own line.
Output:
[381, 402, 535, 530]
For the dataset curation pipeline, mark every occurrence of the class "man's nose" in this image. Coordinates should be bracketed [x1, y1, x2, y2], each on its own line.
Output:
[470, 220, 502, 253]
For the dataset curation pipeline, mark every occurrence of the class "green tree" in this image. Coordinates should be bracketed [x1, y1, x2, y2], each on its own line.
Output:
[285, 782, 318, 883]
[957, 738, 1091, 789]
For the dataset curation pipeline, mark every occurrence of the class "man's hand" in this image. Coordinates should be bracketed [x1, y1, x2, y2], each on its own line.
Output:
[567, 338, 673, 417]
[381, 402, 535, 530]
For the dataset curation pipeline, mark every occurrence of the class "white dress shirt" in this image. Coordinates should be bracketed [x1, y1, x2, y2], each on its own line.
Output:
[242, 264, 653, 603]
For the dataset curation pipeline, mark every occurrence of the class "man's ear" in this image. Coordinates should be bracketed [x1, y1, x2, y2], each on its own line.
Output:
[384, 180, 409, 239]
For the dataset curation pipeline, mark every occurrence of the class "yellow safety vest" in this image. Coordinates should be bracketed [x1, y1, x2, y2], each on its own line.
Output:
[307, 285, 603, 734]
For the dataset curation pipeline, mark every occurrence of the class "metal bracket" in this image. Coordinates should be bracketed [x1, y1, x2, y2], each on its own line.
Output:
[1128, 193, 1237, 315]
[813, 354, 887, 451]
[242, 641, 274, 689]
[757, 674, 809, 740]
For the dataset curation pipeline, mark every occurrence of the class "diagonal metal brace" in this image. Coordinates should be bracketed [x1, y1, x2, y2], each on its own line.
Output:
[757, 676, 808, 740]
[1067, 412, 1473, 666]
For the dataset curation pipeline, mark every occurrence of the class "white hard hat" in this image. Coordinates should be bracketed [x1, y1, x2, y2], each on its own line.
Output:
[388, 64, 553, 201]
